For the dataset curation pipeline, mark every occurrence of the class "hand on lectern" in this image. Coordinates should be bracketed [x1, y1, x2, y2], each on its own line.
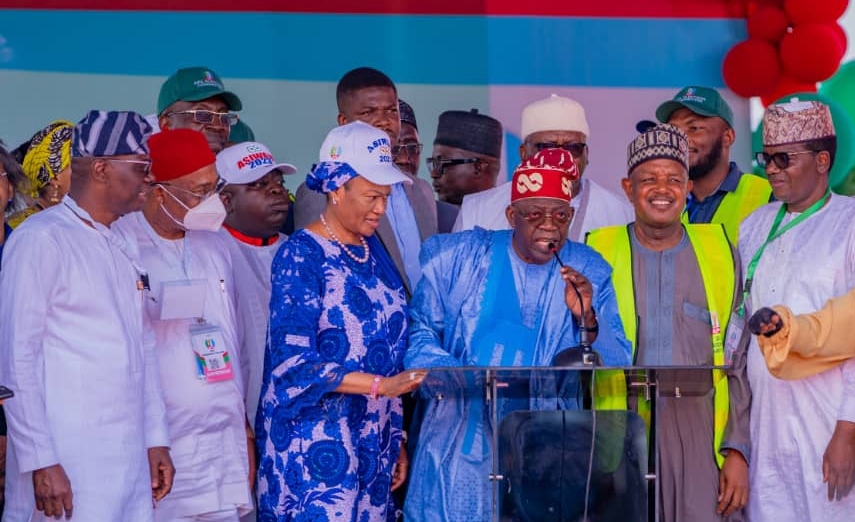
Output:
[748, 307, 783, 338]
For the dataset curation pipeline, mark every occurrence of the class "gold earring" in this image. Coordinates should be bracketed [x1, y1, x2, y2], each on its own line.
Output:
[49, 183, 61, 204]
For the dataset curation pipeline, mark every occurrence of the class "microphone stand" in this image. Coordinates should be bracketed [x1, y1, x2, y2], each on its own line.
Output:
[548, 243, 599, 522]
[549, 243, 601, 369]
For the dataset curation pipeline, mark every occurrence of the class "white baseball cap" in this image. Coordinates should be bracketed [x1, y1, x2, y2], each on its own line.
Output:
[318, 121, 411, 186]
[216, 141, 297, 185]
[521, 94, 590, 139]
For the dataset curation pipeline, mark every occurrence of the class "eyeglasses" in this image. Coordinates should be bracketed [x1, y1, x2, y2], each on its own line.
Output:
[533, 142, 588, 158]
[515, 206, 573, 225]
[104, 159, 152, 175]
[167, 110, 239, 127]
[426, 157, 479, 176]
[755, 150, 817, 169]
[158, 177, 226, 201]
[392, 143, 424, 158]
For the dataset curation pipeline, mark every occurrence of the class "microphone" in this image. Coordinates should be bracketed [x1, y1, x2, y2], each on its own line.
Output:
[548, 244, 599, 521]
[549, 242, 601, 367]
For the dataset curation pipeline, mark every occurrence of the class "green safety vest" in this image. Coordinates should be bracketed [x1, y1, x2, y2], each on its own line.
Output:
[682, 173, 772, 244]
[586, 223, 734, 468]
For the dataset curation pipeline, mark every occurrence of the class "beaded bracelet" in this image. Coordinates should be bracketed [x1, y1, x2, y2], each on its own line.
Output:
[370, 376, 382, 400]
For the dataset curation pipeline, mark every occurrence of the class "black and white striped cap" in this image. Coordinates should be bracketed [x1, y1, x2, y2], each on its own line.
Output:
[72, 110, 153, 158]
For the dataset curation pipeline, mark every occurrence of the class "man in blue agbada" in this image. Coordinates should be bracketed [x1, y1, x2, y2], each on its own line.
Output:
[403, 148, 632, 520]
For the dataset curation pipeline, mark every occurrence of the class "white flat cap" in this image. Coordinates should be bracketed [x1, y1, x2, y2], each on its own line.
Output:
[521, 94, 590, 139]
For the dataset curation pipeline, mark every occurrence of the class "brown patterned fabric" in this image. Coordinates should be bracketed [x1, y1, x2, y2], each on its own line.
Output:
[762, 100, 835, 146]
[627, 123, 689, 173]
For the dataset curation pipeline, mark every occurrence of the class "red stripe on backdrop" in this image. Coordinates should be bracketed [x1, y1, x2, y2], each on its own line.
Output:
[0, 0, 751, 18]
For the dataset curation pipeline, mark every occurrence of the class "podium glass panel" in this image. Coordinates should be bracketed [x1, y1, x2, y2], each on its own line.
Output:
[410, 365, 730, 522]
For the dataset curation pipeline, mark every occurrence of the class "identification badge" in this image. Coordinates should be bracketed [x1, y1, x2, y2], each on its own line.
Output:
[724, 311, 745, 366]
[160, 279, 207, 320]
[710, 311, 721, 336]
[189, 323, 234, 382]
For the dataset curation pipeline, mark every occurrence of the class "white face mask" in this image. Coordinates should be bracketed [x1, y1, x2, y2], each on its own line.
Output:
[160, 186, 227, 232]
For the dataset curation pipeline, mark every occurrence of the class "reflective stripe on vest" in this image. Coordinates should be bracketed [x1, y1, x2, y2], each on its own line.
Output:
[586, 223, 734, 468]
[681, 173, 772, 244]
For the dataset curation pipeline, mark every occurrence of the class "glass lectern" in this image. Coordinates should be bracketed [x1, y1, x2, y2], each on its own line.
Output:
[412, 365, 729, 522]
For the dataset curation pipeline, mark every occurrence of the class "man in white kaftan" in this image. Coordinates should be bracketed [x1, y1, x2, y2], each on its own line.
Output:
[116, 129, 252, 522]
[453, 94, 632, 239]
[0, 111, 174, 522]
[740, 100, 855, 521]
[216, 141, 296, 427]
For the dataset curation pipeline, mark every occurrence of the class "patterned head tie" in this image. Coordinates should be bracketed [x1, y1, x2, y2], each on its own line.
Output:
[21, 120, 74, 198]
[626, 123, 689, 174]
[306, 161, 359, 193]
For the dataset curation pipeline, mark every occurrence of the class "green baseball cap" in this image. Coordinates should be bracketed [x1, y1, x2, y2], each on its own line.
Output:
[228, 119, 256, 144]
[157, 66, 242, 115]
[655, 86, 734, 128]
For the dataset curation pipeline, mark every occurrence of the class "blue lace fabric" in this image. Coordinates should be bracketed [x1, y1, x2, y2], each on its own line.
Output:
[256, 229, 407, 522]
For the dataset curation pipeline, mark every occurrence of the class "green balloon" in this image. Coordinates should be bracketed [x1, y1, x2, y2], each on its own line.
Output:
[763, 92, 855, 191]
[820, 60, 855, 133]
[751, 121, 765, 178]
[834, 165, 855, 196]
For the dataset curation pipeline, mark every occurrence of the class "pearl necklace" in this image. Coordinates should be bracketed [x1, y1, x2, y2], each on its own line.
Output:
[319, 213, 370, 263]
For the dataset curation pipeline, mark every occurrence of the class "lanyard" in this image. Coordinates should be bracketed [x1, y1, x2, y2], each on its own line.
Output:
[738, 189, 830, 317]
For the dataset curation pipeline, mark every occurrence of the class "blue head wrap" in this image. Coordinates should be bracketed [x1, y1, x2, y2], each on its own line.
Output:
[305, 161, 359, 193]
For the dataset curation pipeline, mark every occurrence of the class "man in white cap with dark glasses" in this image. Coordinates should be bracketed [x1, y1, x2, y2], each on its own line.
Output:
[453, 94, 632, 240]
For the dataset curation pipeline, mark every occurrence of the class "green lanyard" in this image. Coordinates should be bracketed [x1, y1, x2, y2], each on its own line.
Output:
[738, 189, 831, 317]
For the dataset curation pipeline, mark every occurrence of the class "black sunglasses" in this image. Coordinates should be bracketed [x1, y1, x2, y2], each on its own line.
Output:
[426, 157, 479, 176]
[755, 150, 817, 169]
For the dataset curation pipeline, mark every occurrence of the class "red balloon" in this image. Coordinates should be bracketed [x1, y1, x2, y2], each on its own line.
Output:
[747, 6, 791, 43]
[760, 76, 817, 106]
[784, 0, 848, 24]
[744, 0, 785, 18]
[830, 22, 848, 51]
[780, 23, 846, 82]
[723, 39, 782, 98]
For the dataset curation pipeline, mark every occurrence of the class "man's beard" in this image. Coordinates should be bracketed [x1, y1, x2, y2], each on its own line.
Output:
[689, 135, 724, 181]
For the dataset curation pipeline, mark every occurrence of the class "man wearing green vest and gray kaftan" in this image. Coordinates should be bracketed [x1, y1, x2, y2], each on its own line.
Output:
[586, 123, 751, 522]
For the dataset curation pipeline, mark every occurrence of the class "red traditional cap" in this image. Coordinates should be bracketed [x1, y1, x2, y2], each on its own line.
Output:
[524, 148, 579, 180]
[511, 148, 577, 203]
[149, 128, 215, 182]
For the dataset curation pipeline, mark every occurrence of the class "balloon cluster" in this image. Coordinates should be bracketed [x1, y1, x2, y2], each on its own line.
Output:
[723, 0, 848, 105]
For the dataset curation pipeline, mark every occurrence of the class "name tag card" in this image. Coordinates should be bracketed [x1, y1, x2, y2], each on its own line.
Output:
[160, 279, 207, 320]
[724, 311, 745, 366]
[189, 323, 234, 383]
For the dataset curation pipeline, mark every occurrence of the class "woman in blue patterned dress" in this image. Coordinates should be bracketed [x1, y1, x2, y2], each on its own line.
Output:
[256, 122, 427, 522]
